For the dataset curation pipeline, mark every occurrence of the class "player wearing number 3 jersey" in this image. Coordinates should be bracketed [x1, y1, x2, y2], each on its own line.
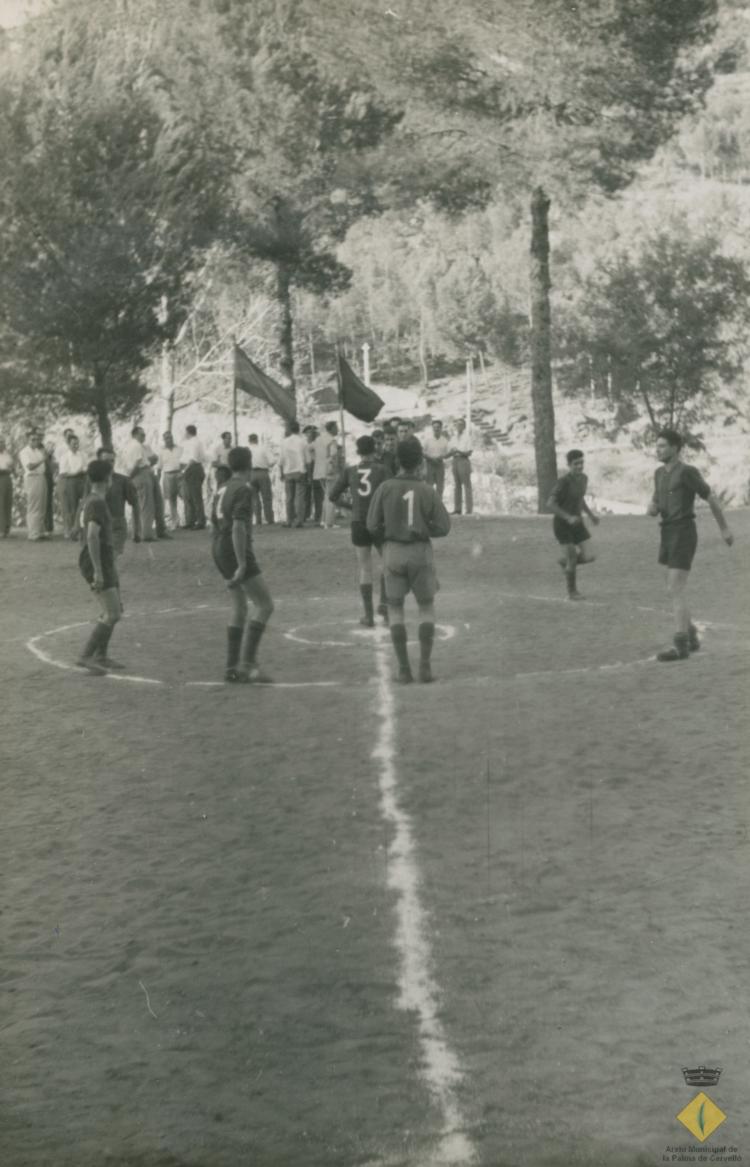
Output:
[366, 437, 451, 684]
[328, 435, 389, 627]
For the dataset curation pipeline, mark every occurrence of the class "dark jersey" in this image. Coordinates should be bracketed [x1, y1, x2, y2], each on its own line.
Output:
[378, 451, 398, 479]
[105, 472, 138, 522]
[329, 459, 388, 524]
[212, 477, 254, 542]
[653, 462, 710, 525]
[550, 471, 588, 517]
[367, 474, 451, 544]
[78, 492, 116, 580]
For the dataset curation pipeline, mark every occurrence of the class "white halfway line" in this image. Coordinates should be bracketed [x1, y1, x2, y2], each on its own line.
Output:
[185, 680, 340, 689]
[372, 637, 475, 1166]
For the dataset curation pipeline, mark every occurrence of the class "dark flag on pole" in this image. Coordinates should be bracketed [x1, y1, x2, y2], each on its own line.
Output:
[233, 344, 296, 423]
[337, 353, 384, 423]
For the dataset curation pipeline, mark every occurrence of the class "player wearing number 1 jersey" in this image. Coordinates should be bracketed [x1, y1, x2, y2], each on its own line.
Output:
[212, 447, 274, 683]
[367, 437, 451, 683]
[328, 435, 388, 627]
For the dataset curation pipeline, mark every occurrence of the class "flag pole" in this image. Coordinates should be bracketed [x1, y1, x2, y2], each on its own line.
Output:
[465, 356, 473, 431]
[336, 344, 347, 465]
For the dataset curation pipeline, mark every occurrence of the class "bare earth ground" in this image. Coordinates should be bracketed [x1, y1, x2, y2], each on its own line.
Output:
[1, 509, 749, 1167]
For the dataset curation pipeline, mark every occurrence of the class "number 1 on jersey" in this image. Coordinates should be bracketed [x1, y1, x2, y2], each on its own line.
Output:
[403, 489, 414, 527]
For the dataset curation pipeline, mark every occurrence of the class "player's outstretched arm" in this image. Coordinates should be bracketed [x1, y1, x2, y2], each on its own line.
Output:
[706, 492, 734, 545]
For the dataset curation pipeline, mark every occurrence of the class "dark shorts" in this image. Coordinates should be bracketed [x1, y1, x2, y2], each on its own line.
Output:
[383, 541, 439, 605]
[553, 517, 590, 546]
[658, 521, 697, 571]
[212, 537, 261, 582]
[79, 547, 118, 591]
[351, 520, 382, 550]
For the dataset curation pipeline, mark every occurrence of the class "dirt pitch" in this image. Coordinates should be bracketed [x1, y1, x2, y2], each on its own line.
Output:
[1, 509, 749, 1167]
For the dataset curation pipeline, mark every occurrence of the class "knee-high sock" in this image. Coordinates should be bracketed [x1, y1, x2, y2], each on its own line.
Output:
[389, 624, 410, 671]
[418, 622, 435, 664]
[226, 625, 243, 669]
[360, 584, 374, 621]
[241, 619, 265, 666]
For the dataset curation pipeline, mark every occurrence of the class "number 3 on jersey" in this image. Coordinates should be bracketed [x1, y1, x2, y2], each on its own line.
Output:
[357, 468, 372, 497]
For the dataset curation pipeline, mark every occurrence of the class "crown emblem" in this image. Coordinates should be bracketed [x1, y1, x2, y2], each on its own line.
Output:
[682, 1066, 722, 1087]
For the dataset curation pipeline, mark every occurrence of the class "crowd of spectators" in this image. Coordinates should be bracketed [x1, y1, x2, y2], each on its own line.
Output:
[0, 414, 474, 539]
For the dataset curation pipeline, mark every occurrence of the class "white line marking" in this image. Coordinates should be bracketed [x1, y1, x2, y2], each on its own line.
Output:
[371, 637, 475, 1165]
[284, 620, 456, 648]
[185, 680, 341, 689]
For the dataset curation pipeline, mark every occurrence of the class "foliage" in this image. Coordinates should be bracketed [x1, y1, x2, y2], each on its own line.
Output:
[554, 221, 750, 431]
[0, 0, 232, 441]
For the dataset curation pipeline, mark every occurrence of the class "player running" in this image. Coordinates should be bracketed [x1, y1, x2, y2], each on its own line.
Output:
[76, 459, 123, 675]
[328, 435, 388, 627]
[367, 437, 451, 684]
[212, 447, 274, 683]
[648, 428, 734, 662]
[547, 449, 600, 600]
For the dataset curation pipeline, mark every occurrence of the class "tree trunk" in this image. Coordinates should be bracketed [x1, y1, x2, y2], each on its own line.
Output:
[276, 262, 296, 408]
[93, 367, 112, 448]
[529, 186, 558, 512]
[418, 310, 429, 387]
[160, 341, 175, 433]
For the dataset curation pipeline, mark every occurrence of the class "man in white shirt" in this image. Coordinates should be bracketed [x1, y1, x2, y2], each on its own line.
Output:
[0, 436, 14, 537]
[248, 433, 275, 525]
[320, 421, 341, 528]
[212, 432, 232, 473]
[19, 429, 48, 541]
[180, 424, 207, 529]
[158, 431, 183, 530]
[56, 431, 89, 538]
[136, 427, 171, 540]
[278, 420, 310, 528]
[422, 419, 451, 500]
[122, 425, 156, 541]
[449, 417, 474, 515]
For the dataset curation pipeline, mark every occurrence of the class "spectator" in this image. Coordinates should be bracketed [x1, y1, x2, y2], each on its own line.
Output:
[279, 420, 309, 528]
[422, 419, 450, 499]
[43, 439, 57, 535]
[320, 421, 342, 529]
[137, 427, 171, 540]
[248, 433, 275, 525]
[19, 429, 48, 541]
[57, 431, 88, 539]
[450, 417, 474, 515]
[122, 425, 156, 541]
[312, 424, 335, 525]
[158, 431, 183, 530]
[303, 425, 320, 520]
[180, 424, 207, 529]
[0, 436, 14, 537]
[212, 431, 233, 479]
[379, 428, 398, 478]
